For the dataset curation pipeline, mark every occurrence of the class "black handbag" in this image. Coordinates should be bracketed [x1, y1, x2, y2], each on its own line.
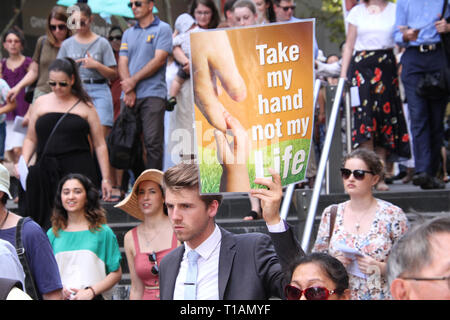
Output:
[107, 107, 141, 169]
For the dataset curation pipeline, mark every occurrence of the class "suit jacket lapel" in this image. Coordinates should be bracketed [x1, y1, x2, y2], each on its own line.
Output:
[165, 245, 185, 299]
[218, 227, 236, 299]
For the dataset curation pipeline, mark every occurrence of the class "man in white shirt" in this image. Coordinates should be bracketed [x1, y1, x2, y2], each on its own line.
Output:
[159, 163, 304, 300]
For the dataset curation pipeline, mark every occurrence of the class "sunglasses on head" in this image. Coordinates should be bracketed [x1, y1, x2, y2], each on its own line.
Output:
[285, 285, 335, 300]
[148, 252, 159, 275]
[280, 5, 296, 12]
[340, 168, 374, 180]
[108, 35, 122, 41]
[128, 1, 145, 8]
[50, 24, 67, 31]
[48, 80, 69, 87]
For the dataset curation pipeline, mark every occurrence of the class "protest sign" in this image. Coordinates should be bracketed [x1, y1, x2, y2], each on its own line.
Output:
[191, 20, 315, 193]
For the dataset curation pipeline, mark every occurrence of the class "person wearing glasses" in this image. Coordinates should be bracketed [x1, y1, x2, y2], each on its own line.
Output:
[189, 0, 221, 30]
[387, 215, 450, 300]
[285, 252, 350, 300]
[273, 0, 296, 22]
[47, 173, 122, 300]
[118, 0, 172, 171]
[115, 169, 179, 300]
[57, 3, 117, 139]
[7, 6, 72, 105]
[313, 148, 408, 300]
[107, 26, 125, 202]
[21, 58, 113, 229]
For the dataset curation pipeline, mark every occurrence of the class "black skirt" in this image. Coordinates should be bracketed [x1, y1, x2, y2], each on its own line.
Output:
[348, 49, 411, 161]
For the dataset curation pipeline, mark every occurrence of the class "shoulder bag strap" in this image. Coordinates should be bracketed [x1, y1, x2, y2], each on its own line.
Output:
[28, 99, 82, 165]
[329, 205, 338, 240]
[15, 217, 39, 300]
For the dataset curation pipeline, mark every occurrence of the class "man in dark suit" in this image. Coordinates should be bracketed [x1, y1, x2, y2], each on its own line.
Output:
[159, 163, 304, 300]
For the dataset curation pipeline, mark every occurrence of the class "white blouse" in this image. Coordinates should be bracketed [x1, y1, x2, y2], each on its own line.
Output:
[347, 2, 397, 51]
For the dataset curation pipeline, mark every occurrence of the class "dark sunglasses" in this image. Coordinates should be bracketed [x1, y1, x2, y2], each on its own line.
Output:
[128, 1, 145, 8]
[285, 285, 335, 300]
[340, 168, 374, 180]
[50, 24, 67, 31]
[148, 252, 159, 275]
[280, 5, 296, 12]
[48, 80, 69, 87]
[108, 35, 122, 42]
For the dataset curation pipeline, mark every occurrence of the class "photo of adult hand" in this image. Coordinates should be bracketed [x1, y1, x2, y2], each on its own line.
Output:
[191, 30, 247, 133]
[215, 111, 250, 192]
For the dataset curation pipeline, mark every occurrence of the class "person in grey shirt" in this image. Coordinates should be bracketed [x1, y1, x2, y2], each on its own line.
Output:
[57, 3, 117, 137]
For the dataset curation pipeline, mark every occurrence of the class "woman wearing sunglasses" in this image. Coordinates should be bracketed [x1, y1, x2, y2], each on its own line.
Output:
[115, 169, 179, 300]
[57, 3, 117, 139]
[285, 253, 350, 300]
[48, 173, 122, 300]
[7, 6, 72, 105]
[21, 57, 113, 229]
[313, 148, 408, 300]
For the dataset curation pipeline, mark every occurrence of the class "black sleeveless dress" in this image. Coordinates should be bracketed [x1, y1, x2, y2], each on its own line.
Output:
[25, 113, 99, 230]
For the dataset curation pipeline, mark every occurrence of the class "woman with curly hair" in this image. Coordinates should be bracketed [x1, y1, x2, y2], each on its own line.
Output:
[47, 173, 122, 300]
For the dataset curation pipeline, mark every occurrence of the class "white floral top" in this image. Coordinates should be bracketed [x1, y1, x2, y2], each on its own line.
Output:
[313, 198, 408, 300]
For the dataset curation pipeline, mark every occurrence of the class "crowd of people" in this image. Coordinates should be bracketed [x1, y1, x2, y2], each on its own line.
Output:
[0, 0, 449, 301]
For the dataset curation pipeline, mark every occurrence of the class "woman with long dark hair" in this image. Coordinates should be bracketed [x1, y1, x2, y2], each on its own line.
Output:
[48, 173, 121, 300]
[20, 57, 112, 229]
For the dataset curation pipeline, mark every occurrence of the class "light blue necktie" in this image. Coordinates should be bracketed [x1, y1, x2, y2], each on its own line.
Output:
[184, 250, 200, 300]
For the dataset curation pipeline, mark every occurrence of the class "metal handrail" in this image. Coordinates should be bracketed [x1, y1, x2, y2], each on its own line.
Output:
[300, 78, 347, 251]
[280, 78, 322, 221]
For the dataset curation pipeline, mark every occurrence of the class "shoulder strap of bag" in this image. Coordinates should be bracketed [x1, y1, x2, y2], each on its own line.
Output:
[15, 217, 39, 300]
[329, 205, 338, 240]
[29, 99, 81, 165]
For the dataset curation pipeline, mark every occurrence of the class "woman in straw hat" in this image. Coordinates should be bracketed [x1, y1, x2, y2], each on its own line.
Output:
[115, 169, 179, 300]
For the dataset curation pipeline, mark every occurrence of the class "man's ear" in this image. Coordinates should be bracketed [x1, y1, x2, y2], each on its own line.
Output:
[390, 278, 410, 300]
[207, 200, 219, 219]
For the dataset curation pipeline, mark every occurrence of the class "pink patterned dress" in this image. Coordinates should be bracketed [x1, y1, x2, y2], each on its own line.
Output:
[313, 198, 408, 300]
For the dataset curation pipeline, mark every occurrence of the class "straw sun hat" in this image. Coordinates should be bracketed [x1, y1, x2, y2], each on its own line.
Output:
[114, 169, 164, 221]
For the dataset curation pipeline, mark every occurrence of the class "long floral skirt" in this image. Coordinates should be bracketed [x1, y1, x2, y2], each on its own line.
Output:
[348, 49, 411, 161]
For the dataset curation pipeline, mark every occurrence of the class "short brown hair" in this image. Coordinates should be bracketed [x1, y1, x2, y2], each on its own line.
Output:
[163, 163, 223, 207]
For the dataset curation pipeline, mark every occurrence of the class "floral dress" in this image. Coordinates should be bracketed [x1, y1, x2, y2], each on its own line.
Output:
[313, 199, 408, 300]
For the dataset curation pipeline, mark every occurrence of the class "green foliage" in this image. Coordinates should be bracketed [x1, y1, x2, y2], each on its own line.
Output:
[301, 0, 346, 46]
